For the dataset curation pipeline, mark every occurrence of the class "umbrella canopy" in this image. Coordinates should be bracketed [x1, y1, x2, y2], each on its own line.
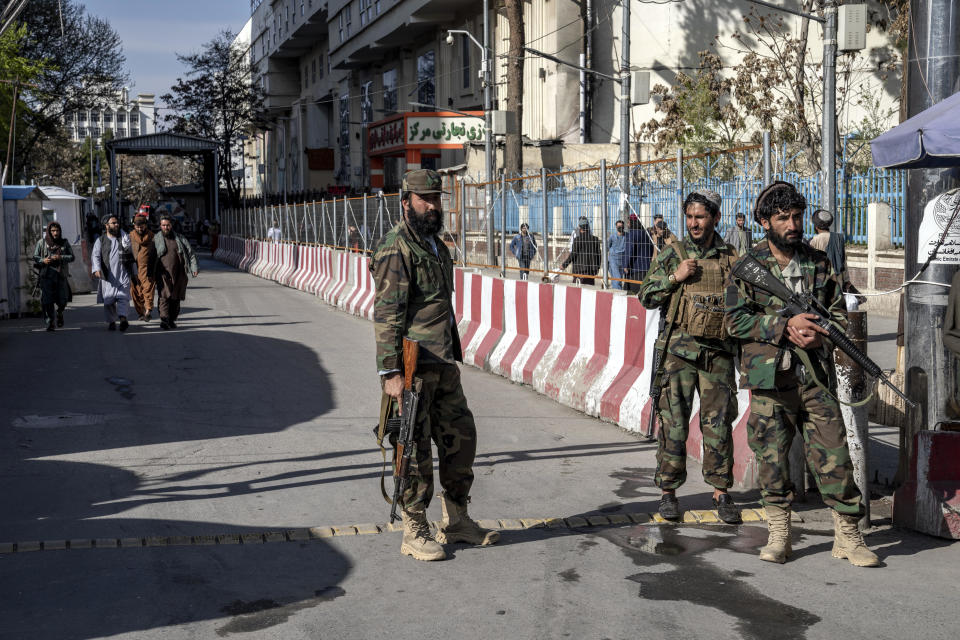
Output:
[871, 90, 960, 169]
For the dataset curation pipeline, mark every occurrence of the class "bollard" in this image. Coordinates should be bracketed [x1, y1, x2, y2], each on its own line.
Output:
[836, 309, 870, 528]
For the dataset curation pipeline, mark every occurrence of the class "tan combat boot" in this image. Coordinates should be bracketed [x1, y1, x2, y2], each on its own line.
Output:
[400, 507, 446, 561]
[758, 505, 792, 564]
[435, 492, 500, 546]
[831, 511, 880, 567]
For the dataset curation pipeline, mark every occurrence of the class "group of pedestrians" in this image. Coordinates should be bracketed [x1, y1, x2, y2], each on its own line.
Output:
[372, 168, 878, 570]
[36, 213, 199, 332]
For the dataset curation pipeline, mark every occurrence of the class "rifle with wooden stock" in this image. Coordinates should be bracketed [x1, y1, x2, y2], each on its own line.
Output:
[388, 338, 422, 523]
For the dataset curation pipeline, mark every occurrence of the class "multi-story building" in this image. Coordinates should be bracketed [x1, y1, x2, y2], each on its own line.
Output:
[250, 0, 900, 193]
[63, 88, 157, 143]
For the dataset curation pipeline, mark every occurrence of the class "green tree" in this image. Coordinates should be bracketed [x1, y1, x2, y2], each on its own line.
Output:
[0, 23, 48, 183]
[16, 0, 129, 174]
[161, 30, 263, 203]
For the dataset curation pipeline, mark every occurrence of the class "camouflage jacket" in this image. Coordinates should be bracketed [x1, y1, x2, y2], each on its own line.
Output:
[724, 239, 847, 390]
[638, 234, 738, 359]
[371, 220, 463, 372]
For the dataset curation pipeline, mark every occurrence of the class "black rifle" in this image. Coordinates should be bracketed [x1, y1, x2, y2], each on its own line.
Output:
[644, 298, 682, 440]
[389, 338, 422, 523]
[731, 253, 914, 407]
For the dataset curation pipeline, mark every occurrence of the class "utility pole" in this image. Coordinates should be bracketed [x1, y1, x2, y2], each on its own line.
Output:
[821, 0, 838, 227]
[902, 0, 960, 439]
[483, 0, 495, 266]
[619, 0, 631, 227]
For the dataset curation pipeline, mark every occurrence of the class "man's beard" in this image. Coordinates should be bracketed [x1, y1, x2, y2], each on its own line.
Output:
[690, 229, 713, 247]
[107, 228, 119, 237]
[407, 207, 443, 236]
[767, 227, 802, 252]
[163, 230, 174, 238]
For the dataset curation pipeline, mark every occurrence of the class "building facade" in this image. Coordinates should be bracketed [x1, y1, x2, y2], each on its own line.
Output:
[249, 0, 900, 193]
[63, 88, 157, 143]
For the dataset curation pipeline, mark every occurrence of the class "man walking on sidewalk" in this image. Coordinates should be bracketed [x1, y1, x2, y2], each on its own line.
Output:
[91, 215, 133, 332]
[130, 213, 157, 322]
[725, 181, 879, 567]
[638, 189, 742, 525]
[154, 215, 198, 330]
[371, 169, 499, 562]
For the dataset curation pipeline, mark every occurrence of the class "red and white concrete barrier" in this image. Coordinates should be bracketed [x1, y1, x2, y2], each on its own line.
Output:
[311, 247, 333, 296]
[290, 245, 314, 291]
[275, 243, 298, 286]
[323, 251, 351, 306]
[895, 430, 960, 539]
[340, 254, 375, 320]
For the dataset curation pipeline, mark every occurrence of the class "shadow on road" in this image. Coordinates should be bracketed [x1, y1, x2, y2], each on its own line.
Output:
[0, 287, 350, 639]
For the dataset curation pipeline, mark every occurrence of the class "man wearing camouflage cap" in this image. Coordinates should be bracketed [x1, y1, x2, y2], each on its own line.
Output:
[638, 189, 743, 524]
[371, 168, 499, 561]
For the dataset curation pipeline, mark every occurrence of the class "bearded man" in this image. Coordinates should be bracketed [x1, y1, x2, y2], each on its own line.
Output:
[725, 181, 879, 567]
[91, 215, 133, 331]
[153, 215, 198, 330]
[130, 213, 157, 321]
[370, 169, 499, 562]
[638, 189, 742, 525]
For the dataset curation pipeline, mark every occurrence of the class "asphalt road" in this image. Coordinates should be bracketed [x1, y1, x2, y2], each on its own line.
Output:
[0, 255, 955, 640]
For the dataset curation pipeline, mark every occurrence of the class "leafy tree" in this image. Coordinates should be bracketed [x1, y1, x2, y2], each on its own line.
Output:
[0, 23, 49, 183]
[639, 51, 743, 157]
[161, 30, 263, 203]
[120, 154, 197, 207]
[16, 0, 129, 170]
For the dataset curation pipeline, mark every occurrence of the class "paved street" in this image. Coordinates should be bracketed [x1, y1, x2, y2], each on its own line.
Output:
[1, 255, 956, 640]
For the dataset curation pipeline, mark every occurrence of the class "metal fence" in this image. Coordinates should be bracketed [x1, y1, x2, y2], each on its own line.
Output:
[220, 144, 906, 289]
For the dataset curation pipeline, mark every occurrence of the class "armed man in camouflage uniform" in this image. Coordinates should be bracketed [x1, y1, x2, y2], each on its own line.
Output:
[638, 189, 743, 524]
[371, 169, 499, 562]
[724, 181, 879, 567]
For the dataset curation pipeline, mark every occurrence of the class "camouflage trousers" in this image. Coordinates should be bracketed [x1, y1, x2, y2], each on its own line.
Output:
[747, 377, 863, 516]
[655, 350, 738, 491]
[399, 364, 477, 510]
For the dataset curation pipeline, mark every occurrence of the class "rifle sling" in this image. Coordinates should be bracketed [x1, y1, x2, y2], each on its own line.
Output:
[376, 378, 423, 505]
[789, 340, 874, 408]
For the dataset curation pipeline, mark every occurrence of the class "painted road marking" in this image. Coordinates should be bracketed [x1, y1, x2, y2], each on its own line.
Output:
[0, 509, 784, 554]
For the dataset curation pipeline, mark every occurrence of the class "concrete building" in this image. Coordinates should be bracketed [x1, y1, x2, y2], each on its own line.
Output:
[249, 0, 900, 192]
[63, 88, 157, 143]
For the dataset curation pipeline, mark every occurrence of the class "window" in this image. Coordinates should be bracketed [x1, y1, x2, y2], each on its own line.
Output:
[117, 112, 126, 123]
[318, 53, 324, 79]
[302, 65, 307, 89]
[462, 35, 471, 89]
[300, 1, 304, 16]
[382, 68, 397, 112]
[417, 50, 435, 110]
[104, 112, 113, 123]
[375, 0, 382, 14]
[78, 127, 87, 137]
[312, 58, 317, 84]
[118, 128, 126, 137]
[338, 11, 345, 43]
[360, 0, 371, 26]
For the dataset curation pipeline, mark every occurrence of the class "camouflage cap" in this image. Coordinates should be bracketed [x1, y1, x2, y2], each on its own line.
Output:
[402, 169, 447, 195]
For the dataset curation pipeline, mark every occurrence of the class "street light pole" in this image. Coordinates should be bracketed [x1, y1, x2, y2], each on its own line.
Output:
[448, 4, 495, 265]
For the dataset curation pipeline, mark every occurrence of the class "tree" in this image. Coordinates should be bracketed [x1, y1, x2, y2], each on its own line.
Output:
[0, 23, 48, 184]
[161, 30, 263, 204]
[120, 154, 197, 207]
[640, 1, 908, 173]
[16, 0, 129, 170]
[639, 51, 743, 157]
[503, 0, 524, 179]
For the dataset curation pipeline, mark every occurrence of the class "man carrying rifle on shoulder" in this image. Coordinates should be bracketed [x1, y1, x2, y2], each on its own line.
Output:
[371, 169, 499, 562]
[724, 181, 879, 567]
[638, 189, 742, 525]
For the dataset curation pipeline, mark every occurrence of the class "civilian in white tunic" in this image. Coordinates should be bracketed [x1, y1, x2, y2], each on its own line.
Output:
[91, 215, 133, 331]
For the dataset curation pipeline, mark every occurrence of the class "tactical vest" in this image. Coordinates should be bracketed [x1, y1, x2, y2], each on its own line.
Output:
[673, 246, 736, 340]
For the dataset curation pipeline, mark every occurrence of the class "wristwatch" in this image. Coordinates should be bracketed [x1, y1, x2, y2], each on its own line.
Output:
[668, 273, 677, 284]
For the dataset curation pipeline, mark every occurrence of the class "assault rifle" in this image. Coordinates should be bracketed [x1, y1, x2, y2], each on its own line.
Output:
[644, 300, 681, 440]
[389, 338, 422, 523]
[731, 253, 914, 408]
